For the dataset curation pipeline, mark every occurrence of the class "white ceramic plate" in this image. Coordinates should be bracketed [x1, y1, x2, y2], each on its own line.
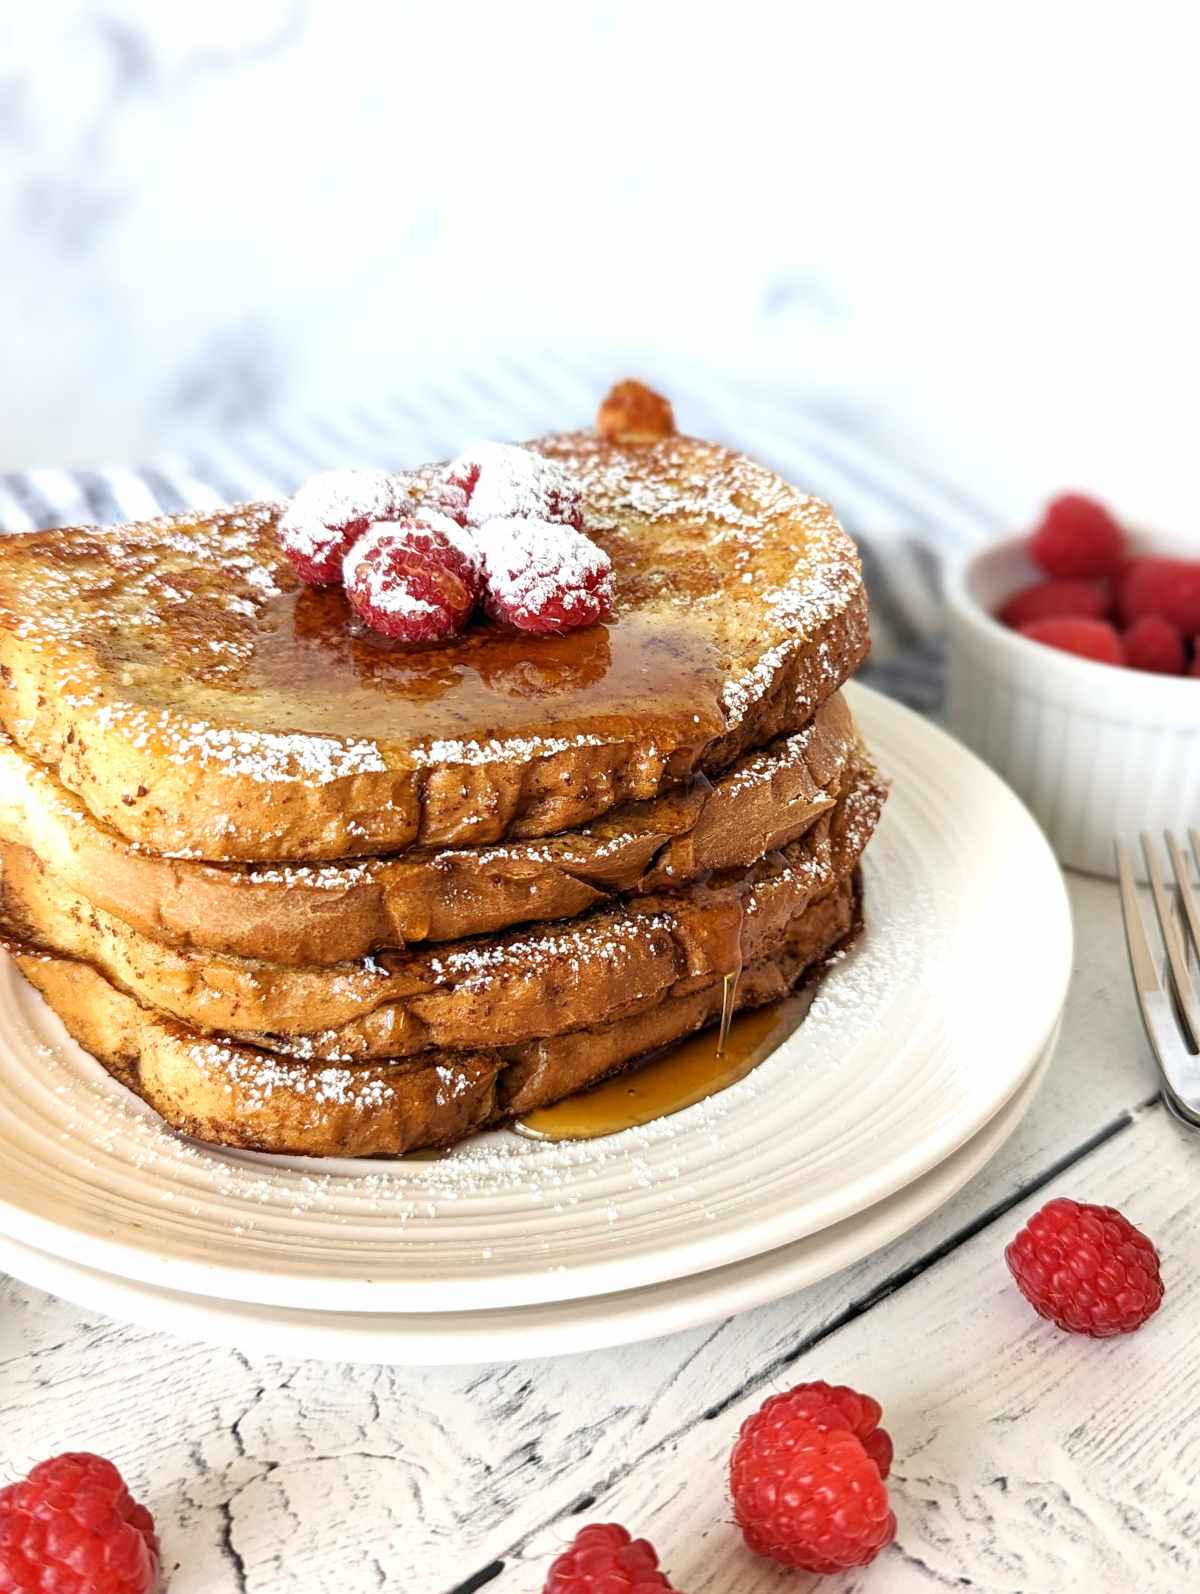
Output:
[0, 685, 1072, 1314]
[0, 1037, 1053, 1364]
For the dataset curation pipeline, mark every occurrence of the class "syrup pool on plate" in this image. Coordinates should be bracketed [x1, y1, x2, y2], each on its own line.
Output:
[513, 988, 818, 1142]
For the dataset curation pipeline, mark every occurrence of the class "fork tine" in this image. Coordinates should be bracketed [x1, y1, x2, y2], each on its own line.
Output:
[1119, 842, 1165, 997]
[1118, 840, 1200, 1125]
[1140, 831, 1200, 1050]
[1167, 831, 1200, 967]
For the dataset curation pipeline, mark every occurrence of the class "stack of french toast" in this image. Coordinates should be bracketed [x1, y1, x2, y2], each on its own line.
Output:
[0, 384, 884, 1157]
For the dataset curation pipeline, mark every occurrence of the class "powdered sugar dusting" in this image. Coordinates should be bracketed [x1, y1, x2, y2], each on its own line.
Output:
[448, 440, 581, 528]
[279, 469, 416, 560]
[341, 517, 481, 642]
[432, 515, 484, 584]
[90, 703, 389, 783]
[424, 906, 676, 990]
[343, 534, 439, 620]
[199, 1038, 401, 1112]
[476, 516, 613, 620]
[354, 584, 438, 623]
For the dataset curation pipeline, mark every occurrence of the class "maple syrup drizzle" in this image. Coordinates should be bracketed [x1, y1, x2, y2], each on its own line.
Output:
[210, 579, 731, 752]
[513, 986, 817, 1142]
[716, 969, 739, 1059]
[700, 893, 745, 1061]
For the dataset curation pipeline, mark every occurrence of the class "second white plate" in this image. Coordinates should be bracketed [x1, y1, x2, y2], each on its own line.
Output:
[0, 685, 1072, 1314]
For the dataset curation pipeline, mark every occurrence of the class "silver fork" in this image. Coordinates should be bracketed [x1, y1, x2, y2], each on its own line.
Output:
[1116, 832, 1200, 1127]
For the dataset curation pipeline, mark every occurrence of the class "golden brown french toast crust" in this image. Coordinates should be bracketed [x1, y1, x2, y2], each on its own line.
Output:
[0, 752, 884, 1059]
[0, 693, 860, 962]
[0, 427, 867, 861]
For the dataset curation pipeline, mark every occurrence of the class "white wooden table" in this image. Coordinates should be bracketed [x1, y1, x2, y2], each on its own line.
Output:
[2, 872, 1197, 1593]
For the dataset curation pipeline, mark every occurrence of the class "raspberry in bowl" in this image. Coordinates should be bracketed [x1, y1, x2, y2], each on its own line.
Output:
[945, 495, 1200, 877]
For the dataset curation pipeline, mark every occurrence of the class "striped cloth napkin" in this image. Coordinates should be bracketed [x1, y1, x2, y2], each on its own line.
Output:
[0, 361, 996, 713]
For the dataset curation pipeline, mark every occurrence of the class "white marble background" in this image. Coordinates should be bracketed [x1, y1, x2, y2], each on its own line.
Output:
[1, 1, 1197, 530]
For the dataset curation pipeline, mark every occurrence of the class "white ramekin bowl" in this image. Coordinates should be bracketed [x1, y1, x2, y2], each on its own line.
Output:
[945, 536, 1200, 878]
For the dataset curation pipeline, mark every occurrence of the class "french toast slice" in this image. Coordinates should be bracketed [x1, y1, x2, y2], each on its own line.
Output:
[0, 692, 858, 963]
[7, 878, 857, 1157]
[0, 754, 883, 1057]
[0, 402, 867, 862]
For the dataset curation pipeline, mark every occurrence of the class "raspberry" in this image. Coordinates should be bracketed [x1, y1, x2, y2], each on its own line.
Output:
[1017, 616, 1125, 665]
[0, 1452, 159, 1594]
[741, 1380, 893, 1480]
[1119, 556, 1200, 634]
[439, 478, 471, 527]
[730, 1407, 895, 1574]
[1005, 1196, 1164, 1336]
[542, 1523, 679, 1592]
[431, 516, 485, 594]
[999, 579, 1111, 629]
[1122, 613, 1185, 674]
[344, 515, 481, 642]
[478, 518, 613, 634]
[596, 381, 676, 445]
[1028, 494, 1125, 579]
[278, 468, 414, 585]
[444, 441, 584, 531]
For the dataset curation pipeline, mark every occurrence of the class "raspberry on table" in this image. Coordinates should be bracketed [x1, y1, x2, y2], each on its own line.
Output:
[344, 514, 481, 642]
[730, 1385, 895, 1572]
[1017, 616, 1126, 665]
[1029, 494, 1125, 579]
[1122, 613, 1185, 674]
[278, 467, 414, 585]
[443, 441, 584, 531]
[542, 1522, 680, 1592]
[999, 578, 1111, 630]
[739, 1379, 893, 1479]
[1118, 556, 1200, 635]
[0, 1451, 160, 1594]
[1005, 1196, 1164, 1336]
[478, 517, 613, 634]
